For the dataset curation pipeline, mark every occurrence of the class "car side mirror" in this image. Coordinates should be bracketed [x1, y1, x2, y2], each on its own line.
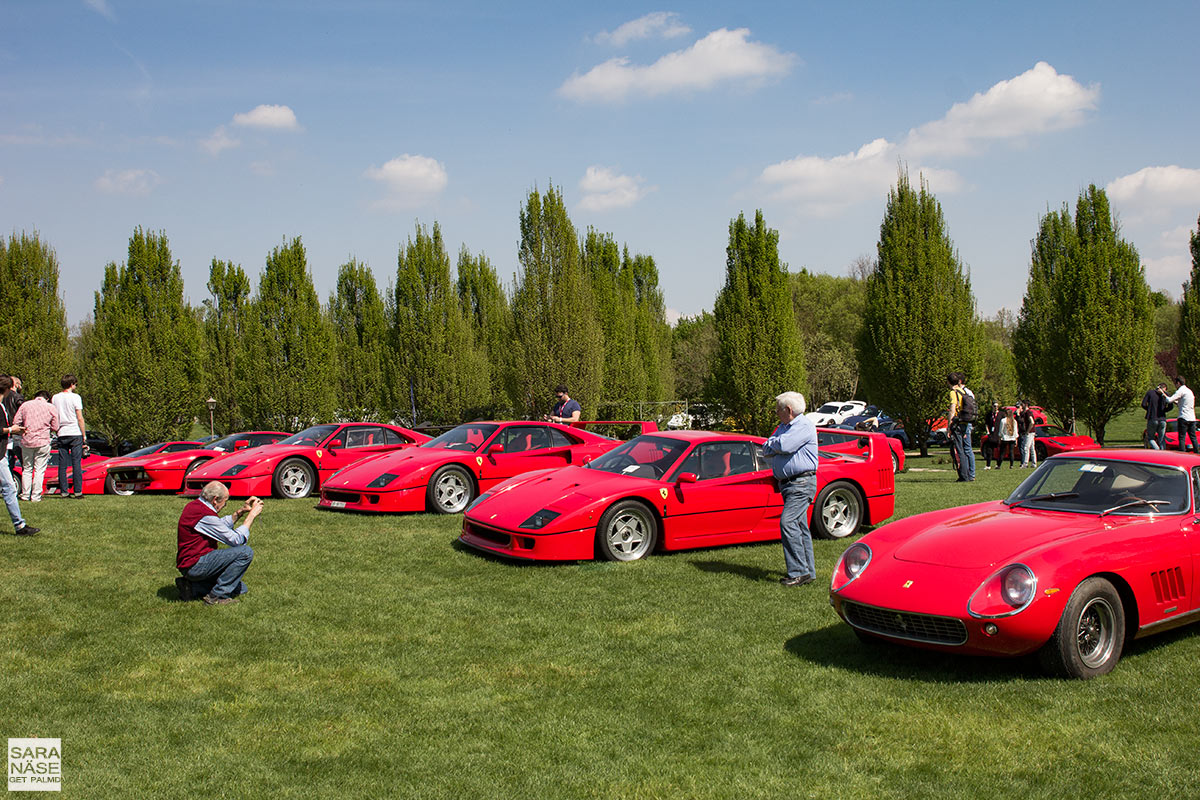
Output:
[677, 472, 698, 484]
[234, 440, 249, 451]
[329, 439, 343, 450]
[581, 455, 594, 465]
[489, 443, 504, 454]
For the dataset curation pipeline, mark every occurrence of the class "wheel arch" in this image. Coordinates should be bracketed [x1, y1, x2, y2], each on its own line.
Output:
[275, 454, 322, 485]
[818, 478, 873, 523]
[1089, 570, 1139, 642]
[597, 495, 663, 554]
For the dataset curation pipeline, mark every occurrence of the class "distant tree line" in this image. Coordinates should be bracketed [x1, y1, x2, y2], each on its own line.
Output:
[0, 175, 1191, 451]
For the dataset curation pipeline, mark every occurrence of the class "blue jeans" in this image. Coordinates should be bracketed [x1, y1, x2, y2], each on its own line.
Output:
[0, 458, 25, 531]
[779, 474, 817, 580]
[951, 423, 975, 480]
[185, 545, 253, 599]
[1180, 420, 1198, 452]
[57, 435, 84, 494]
[1145, 421, 1166, 450]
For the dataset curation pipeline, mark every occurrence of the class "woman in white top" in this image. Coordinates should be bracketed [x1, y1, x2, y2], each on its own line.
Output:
[999, 408, 1019, 468]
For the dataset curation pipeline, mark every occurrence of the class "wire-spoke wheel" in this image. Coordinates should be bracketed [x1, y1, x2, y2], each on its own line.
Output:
[273, 457, 316, 499]
[812, 481, 864, 539]
[427, 465, 474, 514]
[1038, 577, 1125, 679]
[595, 500, 657, 561]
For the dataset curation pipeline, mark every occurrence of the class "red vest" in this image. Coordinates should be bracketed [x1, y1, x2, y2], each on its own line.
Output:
[177, 499, 218, 571]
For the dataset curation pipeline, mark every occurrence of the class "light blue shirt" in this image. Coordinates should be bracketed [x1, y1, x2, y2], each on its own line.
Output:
[195, 499, 250, 546]
[762, 415, 819, 480]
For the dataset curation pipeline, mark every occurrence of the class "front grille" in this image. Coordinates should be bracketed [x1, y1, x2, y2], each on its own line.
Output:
[464, 521, 510, 547]
[843, 601, 967, 645]
[324, 490, 361, 504]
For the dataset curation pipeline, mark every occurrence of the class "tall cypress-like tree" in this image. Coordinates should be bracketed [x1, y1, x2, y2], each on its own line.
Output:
[1012, 185, 1153, 444]
[456, 247, 513, 417]
[712, 210, 805, 435]
[389, 223, 489, 425]
[1176, 215, 1200, 383]
[330, 259, 389, 421]
[241, 237, 336, 429]
[627, 250, 674, 405]
[857, 171, 981, 455]
[583, 231, 641, 417]
[0, 231, 71, 394]
[510, 185, 603, 418]
[83, 228, 203, 444]
[202, 259, 252, 433]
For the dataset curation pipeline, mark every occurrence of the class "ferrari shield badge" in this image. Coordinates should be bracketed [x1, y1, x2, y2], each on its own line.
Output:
[476, 456, 483, 466]
[659, 488, 668, 500]
[316, 449, 323, 458]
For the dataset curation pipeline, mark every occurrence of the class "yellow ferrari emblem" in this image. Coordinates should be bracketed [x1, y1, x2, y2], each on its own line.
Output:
[659, 488, 668, 500]
[476, 456, 483, 466]
[316, 449, 323, 458]
[902, 580, 913, 589]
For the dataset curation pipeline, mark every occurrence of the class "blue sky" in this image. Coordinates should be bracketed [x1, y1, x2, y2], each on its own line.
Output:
[4, 1, 1199, 326]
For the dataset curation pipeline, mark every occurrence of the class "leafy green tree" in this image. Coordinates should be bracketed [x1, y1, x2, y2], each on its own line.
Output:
[457, 247, 513, 417]
[1176, 215, 1200, 383]
[856, 171, 981, 455]
[672, 312, 716, 401]
[1012, 185, 1153, 444]
[0, 232, 71, 394]
[712, 210, 805, 435]
[83, 228, 203, 444]
[1149, 290, 1180, 383]
[790, 269, 866, 405]
[241, 237, 337, 429]
[978, 310, 1018, 405]
[202, 259, 252, 433]
[583, 231, 641, 417]
[510, 185, 603, 418]
[389, 223, 489, 425]
[627, 251, 674, 406]
[330, 259, 389, 421]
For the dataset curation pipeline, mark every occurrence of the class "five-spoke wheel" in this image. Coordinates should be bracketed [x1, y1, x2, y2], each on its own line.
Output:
[273, 457, 316, 499]
[595, 500, 657, 561]
[812, 481, 865, 539]
[427, 465, 474, 514]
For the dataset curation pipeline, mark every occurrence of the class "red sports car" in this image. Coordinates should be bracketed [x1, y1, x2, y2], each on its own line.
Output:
[317, 420, 656, 514]
[1033, 423, 1098, 460]
[15, 450, 110, 496]
[831, 449, 1200, 678]
[459, 429, 895, 562]
[181, 423, 430, 499]
[106, 430, 289, 494]
[45, 441, 202, 495]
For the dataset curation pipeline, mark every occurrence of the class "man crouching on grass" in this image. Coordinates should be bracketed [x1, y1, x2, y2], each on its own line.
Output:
[176, 481, 262, 605]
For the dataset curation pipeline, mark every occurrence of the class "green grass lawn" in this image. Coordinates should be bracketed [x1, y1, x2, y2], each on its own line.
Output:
[3, 458, 1198, 798]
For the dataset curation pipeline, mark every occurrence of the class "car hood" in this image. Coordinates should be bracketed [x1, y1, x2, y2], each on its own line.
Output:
[326, 447, 462, 487]
[470, 466, 657, 526]
[189, 443, 302, 476]
[891, 505, 1153, 569]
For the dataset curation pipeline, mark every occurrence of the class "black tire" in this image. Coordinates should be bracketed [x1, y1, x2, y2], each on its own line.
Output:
[1038, 577, 1126, 679]
[595, 500, 658, 561]
[1035, 442, 1048, 461]
[184, 458, 209, 477]
[811, 481, 865, 540]
[105, 473, 133, 496]
[426, 465, 475, 514]
[889, 447, 900, 474]
[273, 457, 316, 499]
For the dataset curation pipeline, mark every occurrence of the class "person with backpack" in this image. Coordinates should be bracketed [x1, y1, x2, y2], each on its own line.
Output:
[947, 372, 977, 482]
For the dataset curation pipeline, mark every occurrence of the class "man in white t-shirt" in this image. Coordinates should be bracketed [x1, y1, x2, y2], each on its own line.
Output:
[1168, 376, 1197, 453]
[51, 374, 86, 498]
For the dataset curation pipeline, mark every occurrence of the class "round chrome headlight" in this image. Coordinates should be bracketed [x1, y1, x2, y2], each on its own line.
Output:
[842, 543, 871, 579]
[1001, 565, 1036, 607]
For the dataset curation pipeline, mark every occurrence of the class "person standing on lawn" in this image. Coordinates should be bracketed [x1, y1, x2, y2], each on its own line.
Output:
[1018, 402, 1038, 468]
[1141, 382, 1170, 450]
[176, 481, 262, 605]
[12, 390, 58, 502]
[52, 374, 86, 497]
[948, 372, 977, 482]
[1167, 376, 1197, 452]
[761, 391, 819, 587]
[0, 376, 36, 536]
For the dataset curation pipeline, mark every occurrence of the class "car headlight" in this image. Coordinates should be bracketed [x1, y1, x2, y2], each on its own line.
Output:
[222, 464, 248, 477]
[465, 490, 493, 514]
[519, 508, 560, 530]
[968, 564, 1038, 618]
[831, 543, 871, 592]
[367, 472, 400, 489]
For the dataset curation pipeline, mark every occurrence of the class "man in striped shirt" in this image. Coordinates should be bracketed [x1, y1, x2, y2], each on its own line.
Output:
[13, 391, 59, 502]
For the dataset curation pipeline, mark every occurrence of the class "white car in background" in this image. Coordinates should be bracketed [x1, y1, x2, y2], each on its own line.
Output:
[805, 400, 867, 427]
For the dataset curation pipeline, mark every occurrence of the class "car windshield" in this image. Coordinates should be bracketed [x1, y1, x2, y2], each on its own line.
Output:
[587, 435, 690, 480]
[422, 423, 499, 451]
[816, 404, 839, 414]
[124, 443, 165, 458]
[279, 425, 337, 447]
[1037, 425, 1069, 437]
[208, 434, 246, 452]
[1005, 457, 1189, 515]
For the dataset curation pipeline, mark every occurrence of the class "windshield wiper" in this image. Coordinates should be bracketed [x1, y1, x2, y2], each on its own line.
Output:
[1099, 497, 1170, 517]
[1008, 491, 1079, 509]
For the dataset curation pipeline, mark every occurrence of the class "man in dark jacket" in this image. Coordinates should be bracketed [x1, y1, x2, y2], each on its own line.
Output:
[1142, 383, 1171, 450]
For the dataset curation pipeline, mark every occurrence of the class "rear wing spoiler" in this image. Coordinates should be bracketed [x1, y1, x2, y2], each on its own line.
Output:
[570, 420, 660, 438]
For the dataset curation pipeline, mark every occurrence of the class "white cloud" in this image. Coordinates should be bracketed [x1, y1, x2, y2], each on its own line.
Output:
[906, 62, 1098, 158]
[365, 154, 448, 210]
[94, 168, 160, 196]
[232, 104, 300, 130]
[1107, 166, 1200, 208]
[594, 12, 691, 46]
[760, 62, 1096, 214]
[559, 27, 794, 103]
[200, 125, 240, 155]
[84, 0, 115, 20]
[578, 166, 653, 212]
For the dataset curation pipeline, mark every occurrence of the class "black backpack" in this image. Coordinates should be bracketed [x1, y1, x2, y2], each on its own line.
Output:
[956, 389, 978, 423]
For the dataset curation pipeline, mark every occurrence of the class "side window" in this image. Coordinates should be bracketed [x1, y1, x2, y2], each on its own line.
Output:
[677, 442, 759, 480]
[548, 428, 574, 448]
[344, 427, 383, 448]
[384, 428, 403, 445]
[1192, 468, 1200, 511]
[500, 426, 535, 453]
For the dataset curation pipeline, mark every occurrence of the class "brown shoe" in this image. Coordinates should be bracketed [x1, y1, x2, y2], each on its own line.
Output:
[202, 594, 237, 606]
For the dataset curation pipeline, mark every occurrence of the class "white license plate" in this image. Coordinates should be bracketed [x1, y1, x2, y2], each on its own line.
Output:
[330, 501, 346, 509]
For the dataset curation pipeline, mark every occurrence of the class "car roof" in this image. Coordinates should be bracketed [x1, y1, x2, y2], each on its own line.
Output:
[1051, 448, 1199, 468]
[638, 430, 760, 442]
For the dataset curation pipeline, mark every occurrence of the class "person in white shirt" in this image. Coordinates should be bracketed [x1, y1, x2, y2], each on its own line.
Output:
[1168, 376, 1197, 453]
[51, 374, 86, 498]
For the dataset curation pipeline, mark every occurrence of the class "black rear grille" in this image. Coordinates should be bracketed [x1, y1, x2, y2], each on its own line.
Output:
[843, 601, 967, 645]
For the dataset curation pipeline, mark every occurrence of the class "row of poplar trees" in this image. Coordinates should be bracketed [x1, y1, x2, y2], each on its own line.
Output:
[0, 185, 674, 446]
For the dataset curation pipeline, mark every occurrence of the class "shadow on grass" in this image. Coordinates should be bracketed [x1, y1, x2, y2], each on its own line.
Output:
[448, 537, 565, 568]
[786, 622, 1037, 683]
[690, 559, 782, 583]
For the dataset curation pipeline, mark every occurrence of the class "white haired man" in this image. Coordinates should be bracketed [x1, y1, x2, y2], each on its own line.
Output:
[176, 481, 262, 605]
[761, 391, 819, 587]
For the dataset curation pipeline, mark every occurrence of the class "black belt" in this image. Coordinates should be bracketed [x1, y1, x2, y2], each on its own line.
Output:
[779, 471, 815, 482]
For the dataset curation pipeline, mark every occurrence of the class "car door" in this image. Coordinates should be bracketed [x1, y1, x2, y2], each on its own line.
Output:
[317, 425, 396, 479]
[484, 424, 575, 483]
[661, 440, 773, 547]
